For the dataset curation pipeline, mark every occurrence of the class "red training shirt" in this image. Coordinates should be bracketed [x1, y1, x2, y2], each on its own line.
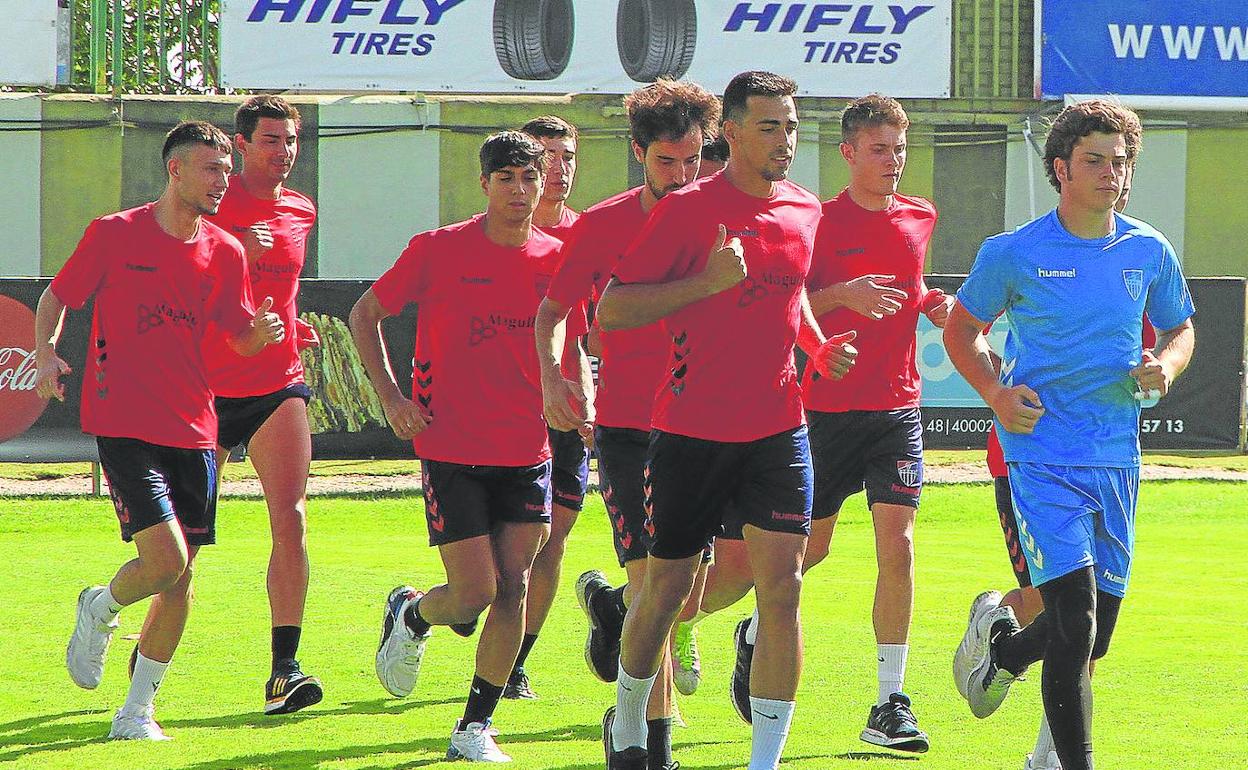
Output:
[371, 215, 556, 467]
[51, 203, 255, 449]
[802, 191, 938, 412]
[548, 187, 667, 432]
[537, 206, 580, 242]
[612, 172, 821, 442]
[203, 176, 317, 397]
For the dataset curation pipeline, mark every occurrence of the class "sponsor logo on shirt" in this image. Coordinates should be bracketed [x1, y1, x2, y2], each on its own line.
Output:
[467, 313, 535, 346]
[136, 303, 198, 334]
[254, 260, 300, 276]
[1122, 269, 1144, 301]
[1037, 267, 1076, 278]
[762, 272, 801, 288]
[738, 277, 769, 307]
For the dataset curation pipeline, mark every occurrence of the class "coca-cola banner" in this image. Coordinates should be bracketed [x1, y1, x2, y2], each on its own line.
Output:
[2, 277, 1243, 462]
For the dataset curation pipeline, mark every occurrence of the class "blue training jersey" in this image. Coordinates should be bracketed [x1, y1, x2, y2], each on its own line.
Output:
[957, 209, 1194, 467]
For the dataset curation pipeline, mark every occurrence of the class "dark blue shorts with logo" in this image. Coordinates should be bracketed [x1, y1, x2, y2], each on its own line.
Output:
[643, 426, 813, 560]
[215, 382, 312, 450]
[96, 436, 218, 546]
[419, 459, 552, 547]
[807, 407, 924, 518]
[595, 425, 651, 566]
[548, 426, 590, 512]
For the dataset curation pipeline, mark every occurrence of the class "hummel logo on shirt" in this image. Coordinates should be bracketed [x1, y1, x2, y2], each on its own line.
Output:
[1037, 268, 1076, 278]
[726, 228, 760, 238]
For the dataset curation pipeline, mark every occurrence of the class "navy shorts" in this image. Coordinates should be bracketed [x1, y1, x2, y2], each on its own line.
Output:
[548, 426, 590, 511]
[995, 475, 1033, 588]
[644, 426, 813, 561]
[96, 436, 218, 546]
[595, 425, 651, 566]
[420, 459, 553, 547]
[808, 408, 924, 518]
[215, 383, 312, 450]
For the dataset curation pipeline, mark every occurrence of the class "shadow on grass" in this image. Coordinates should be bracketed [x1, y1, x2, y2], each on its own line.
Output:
[546, 753, 836, 770]
[835, 750, 923, 761]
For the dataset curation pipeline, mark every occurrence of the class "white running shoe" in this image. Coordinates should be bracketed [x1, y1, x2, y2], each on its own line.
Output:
[67, 586, 119, 689]
[965, 605, 1022, 718]
[375, 586, 429, 698]
[672, 622, 701, 696]
[953, 590, 1002, 699]
[1025, 750, 1062, 770]
[446, 719, 512, 762]
[109, 705, 171, 741]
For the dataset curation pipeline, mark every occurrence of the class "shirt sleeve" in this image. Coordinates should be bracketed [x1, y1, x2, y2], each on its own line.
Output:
[956, 238, 1014, 324]
[206, 236, 256, 338]
[1144, 238, 1195, 332]
[372, 233, 431, 315]
[50, 220, 109, 310]
[612, 196, 700, 285]
[547, 217, 605, 308]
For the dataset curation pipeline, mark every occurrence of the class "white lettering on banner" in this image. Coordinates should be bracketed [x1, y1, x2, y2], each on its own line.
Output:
[0, 347, 38, 392]
[1108, 24, 1248, 62]
[221, 1, 951, 96]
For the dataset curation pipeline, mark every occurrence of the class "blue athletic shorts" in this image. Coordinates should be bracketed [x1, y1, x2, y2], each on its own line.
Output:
[96, 436, 218, 546]
[215, 383, 312, 450]
[644, 426, 813, 560]
[420, 459, 552, 547]
[595, 425, 651, 566]
[808, 407, 924, 517]
[1007, 462, 1138, 598]
[548, 426, 589, 512]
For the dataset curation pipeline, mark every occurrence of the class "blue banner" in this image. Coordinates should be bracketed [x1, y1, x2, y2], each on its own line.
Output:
[1041, 0, 1248, 99]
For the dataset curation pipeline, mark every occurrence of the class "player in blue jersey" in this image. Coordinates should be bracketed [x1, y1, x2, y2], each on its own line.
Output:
[944, 100, 1195, 770]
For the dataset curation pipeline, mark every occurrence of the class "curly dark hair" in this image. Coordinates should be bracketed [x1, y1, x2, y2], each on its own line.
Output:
[840, 93, 909, 144]
[1043, 100, 1142, 192]
[624, 78, 721, 149]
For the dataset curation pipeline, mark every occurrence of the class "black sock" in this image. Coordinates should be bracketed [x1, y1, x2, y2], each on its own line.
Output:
[404, 597, 431, 637]
[997, 612, 1049, 676]
[461, 674, 505, 727]
[646, 718, 673, 769]
[271, 625, 301, 672]
[512, 633, 539, 673]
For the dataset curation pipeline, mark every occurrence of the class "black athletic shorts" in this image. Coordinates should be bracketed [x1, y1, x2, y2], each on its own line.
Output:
[215, 383, 312, 450]
[595, 425, 651, 566]
[808, 407, 924, 518]
[995, 475, 1033, 588]
[97, 436, 218, 546]
[643, 426, 813, 560]
[420, 459, 553, 547]
[548, 426, 589, 512]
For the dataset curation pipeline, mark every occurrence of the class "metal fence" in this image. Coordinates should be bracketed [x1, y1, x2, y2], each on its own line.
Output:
[71, 0, 218, 94]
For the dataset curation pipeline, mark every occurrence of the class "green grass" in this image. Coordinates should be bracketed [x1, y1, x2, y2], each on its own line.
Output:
[1, 481, 1244, 769]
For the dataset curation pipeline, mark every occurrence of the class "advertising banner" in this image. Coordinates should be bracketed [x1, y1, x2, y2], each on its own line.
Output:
[221, 0, 951, 97]
[1041, 0, 1248, 99]
[2, 276, 1242, 462]
[0, 1, 59, 86]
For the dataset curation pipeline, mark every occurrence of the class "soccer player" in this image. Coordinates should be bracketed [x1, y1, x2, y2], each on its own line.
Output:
[982, 161, 1149, 770]
[38, 121, 284, 740]
[350, 131, 560, 762]
[681, 94, 948, 753]
[504, 115, 595, 700]
[698, 135, 730, 177]
[946, 100, 1194, 770]
[201, 95, 322, 715]
[536, 78, 721, 770]
[595, 71, 857, 770]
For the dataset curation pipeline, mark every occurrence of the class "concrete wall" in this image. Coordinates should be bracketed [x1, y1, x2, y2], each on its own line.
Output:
[3, 94, 1245, 280]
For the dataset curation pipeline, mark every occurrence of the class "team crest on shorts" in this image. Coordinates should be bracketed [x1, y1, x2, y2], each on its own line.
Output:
[896, 460, 921, 488]
[1122, 269, 1144, 301]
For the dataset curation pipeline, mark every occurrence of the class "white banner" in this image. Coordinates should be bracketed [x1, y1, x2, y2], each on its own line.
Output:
[0, 1, 59, 86]
[221, 0, 951, 97]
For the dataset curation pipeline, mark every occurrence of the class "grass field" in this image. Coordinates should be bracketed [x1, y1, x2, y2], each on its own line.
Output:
[1, 480, 1244, 769]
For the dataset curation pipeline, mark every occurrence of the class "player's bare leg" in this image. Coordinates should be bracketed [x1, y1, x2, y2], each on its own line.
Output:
[509, 501, 577, 697]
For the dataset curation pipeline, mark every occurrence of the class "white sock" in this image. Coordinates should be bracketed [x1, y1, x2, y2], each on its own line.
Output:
[611, 662, 657, 751]
[748, 697, 795, 770]
[744, 607, 760, 646]
[90, 586, 122, 621]
[877, 643, 908, 705]
[123, 653, 170, 713]
[1033, 711, 1055, 759]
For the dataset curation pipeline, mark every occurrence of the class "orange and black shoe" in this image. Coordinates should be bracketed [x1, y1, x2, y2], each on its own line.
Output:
[265, 662, 323, 715]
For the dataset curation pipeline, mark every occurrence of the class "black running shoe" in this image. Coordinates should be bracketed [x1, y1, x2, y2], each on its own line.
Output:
[603, 706, 648, 769]
[502, 668, 537, 700]
[860, 692, 930, 753]
[265, 662, 324, 715]
[730, 617, 754, 724]
[449, 617, 478, 637]
[577, 570, 621, 682]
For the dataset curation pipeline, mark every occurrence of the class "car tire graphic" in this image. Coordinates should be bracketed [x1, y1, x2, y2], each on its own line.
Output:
[493, 0, 575, 81]
[616, 0, 697, 82]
